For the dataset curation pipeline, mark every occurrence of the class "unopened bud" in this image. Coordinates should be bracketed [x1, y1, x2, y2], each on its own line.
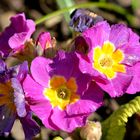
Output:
[80, 121, 102, 140]
[74, 36, 89, 54]
[43, 37, 57, 58]
[53, 136, 63, 140]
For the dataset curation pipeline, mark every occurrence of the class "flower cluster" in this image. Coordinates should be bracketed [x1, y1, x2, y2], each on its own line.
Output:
[0, 10, 140, 139]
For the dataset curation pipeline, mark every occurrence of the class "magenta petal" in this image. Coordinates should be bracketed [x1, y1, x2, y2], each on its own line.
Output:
[8, 32, 27, 49]
[51, 108, 87, 132]
[128, 28, 140, 47]
[126, 63, 140, 94]
[23, 75, 58, 130]
[50, 51, 79, 80]
[119, 28, 140, 66]
[77, 53, 107, 83]
[82, 21, 110, 48]
[97, 73, 132, 97]
[67, 82, 103, 116]
[43, 110, 60, 130]
[30, 100, 58, 130]
[122, 46, 140, 66]
[8, 13, 35, 50]
[31, 57, 52, 87]
[76, 72, 92, 95]
[76, 53, 94, 75]
[10, 13, 26, 30]
[23, 74, 44, 100]
[10, 13, 35, 37]
[0, 13, 35, 56]
[37, 32, 51, 49]
[26, 19, 36, 39]
[109, 24, 129, 48]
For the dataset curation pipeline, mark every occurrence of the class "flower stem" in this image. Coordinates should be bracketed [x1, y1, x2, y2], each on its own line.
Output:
[35, 2, 133, 25]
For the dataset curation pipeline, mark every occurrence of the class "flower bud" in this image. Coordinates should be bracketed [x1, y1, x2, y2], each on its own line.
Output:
[80, 121, 102, 140]
[53, 136, 63, 140]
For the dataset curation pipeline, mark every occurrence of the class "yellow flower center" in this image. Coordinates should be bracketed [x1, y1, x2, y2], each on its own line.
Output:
[57, 87, 69, 99]
[99, 56, 113, 67]
[43, 76, 80, 110]
[93, 41, 126, 79]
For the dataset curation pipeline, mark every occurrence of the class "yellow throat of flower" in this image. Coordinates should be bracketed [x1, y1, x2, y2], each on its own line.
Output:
[43, 76, 80, 110]
[93, 41, 126, 79]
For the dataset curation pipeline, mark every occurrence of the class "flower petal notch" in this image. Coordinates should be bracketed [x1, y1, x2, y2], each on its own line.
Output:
[23, 51, 104, 132]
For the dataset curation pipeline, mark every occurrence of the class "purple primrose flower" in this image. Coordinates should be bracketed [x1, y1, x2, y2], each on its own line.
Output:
[0, 13, 35, 57]
[23, 51, 103, 132]
[0, 60, 40, 139]
[75, 21, 140, 97]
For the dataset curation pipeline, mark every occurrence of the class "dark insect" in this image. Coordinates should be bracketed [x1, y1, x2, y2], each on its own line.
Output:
[69, 8, 104, 32]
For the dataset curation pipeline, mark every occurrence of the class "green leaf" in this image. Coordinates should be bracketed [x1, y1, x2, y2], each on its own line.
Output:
[102, 96, 140, 140]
